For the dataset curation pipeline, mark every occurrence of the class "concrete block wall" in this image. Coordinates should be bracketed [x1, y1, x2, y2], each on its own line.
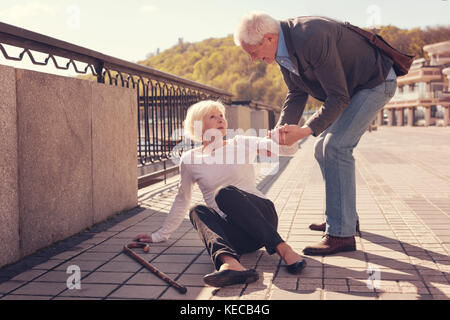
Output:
[225, 105, 252, 132]
[225, 105, 273, 135]
[0, 65, 20, 267]
[0, 65, 138, 267]
[251, 109, 269, 132]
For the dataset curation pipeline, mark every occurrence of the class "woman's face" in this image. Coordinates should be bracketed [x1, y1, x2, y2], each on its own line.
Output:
[202, 108, 227, 141]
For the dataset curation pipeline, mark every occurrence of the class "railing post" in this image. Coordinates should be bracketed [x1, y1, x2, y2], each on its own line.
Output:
[95, 61, 105, 84]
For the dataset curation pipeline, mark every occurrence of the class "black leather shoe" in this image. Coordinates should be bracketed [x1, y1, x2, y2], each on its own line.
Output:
[286, 259, 307, 274]
[203, 269, 259, 287]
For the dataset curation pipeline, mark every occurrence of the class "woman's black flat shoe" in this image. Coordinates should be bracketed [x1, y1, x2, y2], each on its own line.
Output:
[203, 269, 259, 287]
[286, 259, 307, 274]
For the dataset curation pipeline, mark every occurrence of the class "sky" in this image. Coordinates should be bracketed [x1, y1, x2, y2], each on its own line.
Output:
[0, 0, 449, 75]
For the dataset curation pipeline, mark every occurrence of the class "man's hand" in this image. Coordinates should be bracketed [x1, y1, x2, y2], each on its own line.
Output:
[269, 124, 312, 146]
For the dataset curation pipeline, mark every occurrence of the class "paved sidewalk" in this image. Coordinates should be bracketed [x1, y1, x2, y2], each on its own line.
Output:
[0, 126, 449, 300]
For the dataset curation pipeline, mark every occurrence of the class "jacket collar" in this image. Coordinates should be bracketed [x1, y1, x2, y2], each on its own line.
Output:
[279, 20, 300, 72]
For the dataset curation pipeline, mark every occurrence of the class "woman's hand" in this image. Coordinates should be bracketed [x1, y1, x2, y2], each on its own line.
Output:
[133, 233, 153, 243]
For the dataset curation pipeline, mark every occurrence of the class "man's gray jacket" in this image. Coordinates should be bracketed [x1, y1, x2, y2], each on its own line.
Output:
[278, 16, 394, 136]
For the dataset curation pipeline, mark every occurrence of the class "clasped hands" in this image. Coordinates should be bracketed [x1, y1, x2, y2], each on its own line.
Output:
[268, 124, 312, 146]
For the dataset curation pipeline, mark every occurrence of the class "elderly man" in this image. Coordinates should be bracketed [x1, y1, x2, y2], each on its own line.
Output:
[234, 12, 398, 256]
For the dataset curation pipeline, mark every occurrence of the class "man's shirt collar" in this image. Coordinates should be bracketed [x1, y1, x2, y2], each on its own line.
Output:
[276, 27, 299, 76]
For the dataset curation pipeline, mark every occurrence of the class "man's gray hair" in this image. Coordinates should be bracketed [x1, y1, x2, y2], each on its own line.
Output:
[234, 11, 280, 46]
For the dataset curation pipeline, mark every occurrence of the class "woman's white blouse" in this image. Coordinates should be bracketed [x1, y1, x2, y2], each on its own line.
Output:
[151, 135, 297, 242]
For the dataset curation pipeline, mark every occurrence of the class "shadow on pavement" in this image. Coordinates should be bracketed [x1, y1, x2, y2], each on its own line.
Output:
[212, 230, 448, 300]
[0, 206, 146, 283]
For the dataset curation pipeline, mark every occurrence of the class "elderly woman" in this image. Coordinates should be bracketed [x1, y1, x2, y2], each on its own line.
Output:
[133, 100, 306, 287]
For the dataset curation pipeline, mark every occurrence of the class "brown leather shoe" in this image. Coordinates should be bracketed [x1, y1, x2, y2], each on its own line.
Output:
[303, 234, 356, 256]
[309, 220, 360, 233]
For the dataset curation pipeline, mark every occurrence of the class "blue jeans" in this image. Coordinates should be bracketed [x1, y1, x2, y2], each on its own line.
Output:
[314, 78, 397, 237]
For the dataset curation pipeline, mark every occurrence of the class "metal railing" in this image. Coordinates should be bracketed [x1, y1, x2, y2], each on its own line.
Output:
[0, 21, 233, 169]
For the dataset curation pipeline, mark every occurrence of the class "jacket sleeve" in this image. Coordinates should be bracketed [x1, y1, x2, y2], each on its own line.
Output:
[302, 27, 351, 136]
[151, 159, 193, 242]
[276, 66, 309, 127]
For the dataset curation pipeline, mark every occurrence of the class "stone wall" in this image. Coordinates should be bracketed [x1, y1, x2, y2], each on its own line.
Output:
[0, 65, 20, 267]
[0, 65, 138, 267]
[225, 104, 252, 132]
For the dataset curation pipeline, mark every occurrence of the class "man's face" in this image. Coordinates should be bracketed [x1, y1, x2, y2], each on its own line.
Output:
[241, 33, 279, 64]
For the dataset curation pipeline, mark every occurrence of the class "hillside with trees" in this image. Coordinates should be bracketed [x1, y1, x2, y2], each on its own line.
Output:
[137, 25, 450, 109]
[139, 36, 288, 107]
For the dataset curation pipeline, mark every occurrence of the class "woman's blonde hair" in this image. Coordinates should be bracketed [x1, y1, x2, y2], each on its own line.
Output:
[183, 100, 226, 142]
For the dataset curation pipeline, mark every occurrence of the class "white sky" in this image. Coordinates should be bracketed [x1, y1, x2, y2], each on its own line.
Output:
[0, 0, 449, 76]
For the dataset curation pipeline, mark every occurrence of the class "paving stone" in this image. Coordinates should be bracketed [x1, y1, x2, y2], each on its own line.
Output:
[240, 288, 269, 300]
[348, 285, 376, 293]
[96, 261, 142, 273]
[58, 284, 118, 298]
[9, 269, 46, 282]
[74, 252, 118, 261]
[113, 253, 157, 262]
[126, 272, 180, 286]
[108, 285, 167, 299]
[0, 281, 25, 294]
[82, 272, 134, 284]
[269, 289, 322, 300]
[152, 254, 197, 264]
[164, 246, 204, 255]
[55, 260, 106, 272]
[324, 267, 368, 279]
[160, 286, 216, 300]
[279, 266, 322, 278]
[323, 291, 378, 300]
[194, 254, 213, 264]
[87, 244, 125, 253]
[176, 274, 209, 287]
[323, 284, 349, 292]
[31, 259, 66, 270]
[10, 281, 67, 296]
[376, 269, 421, 281]
[35, 271, 74, 283]
[377, 293, 433, 300]
[399, 286, 430, 294]
[432, 295, 450, 300]
[322, 257, 368, 268]
[184, 263, 215, 275]
[212, 288, 242, 300]
[272, 278, 297, 291]
[375, 280, 402, 293]
[150, 262, 190, 274]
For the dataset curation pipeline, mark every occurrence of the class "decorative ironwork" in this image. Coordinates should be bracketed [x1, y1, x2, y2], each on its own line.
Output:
[0, 21, 233, 166]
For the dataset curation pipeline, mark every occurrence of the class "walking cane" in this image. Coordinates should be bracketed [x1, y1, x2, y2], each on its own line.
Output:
[123, 242, 187, 294]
